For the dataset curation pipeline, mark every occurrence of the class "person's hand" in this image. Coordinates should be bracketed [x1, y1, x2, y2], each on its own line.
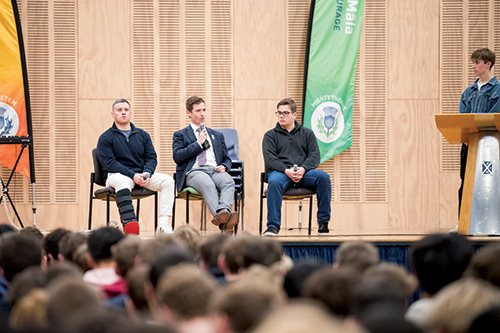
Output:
[198, 129, 208, 146]
[215, 165, 225, 173]
[285, 167, 303, 183]
[133, 173, 149, 187]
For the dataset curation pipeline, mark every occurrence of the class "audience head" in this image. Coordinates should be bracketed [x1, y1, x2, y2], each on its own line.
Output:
[149, 245, 195, 288]
[252, 300, 353, 333]
[212, 265, 285, 333]
[219, 235, 283, 280]
[137, 235, 184, 266]
[198, 233, 229, 270]
[465, 242, 500, 288]
[427, 278, 500, 333]
[111, 235, 141, 277]
[45, 277, 102, 329]
[87, 226, 124, 265]
[0, 232, 43, 281]
[59, 231, 87, 262]
[303, 267, 359, 318]
[44, 228, 71, 263]
[284, 260, 324, 299]
[19, 226, 45, 246]
[173, 224, 201, 256]
[0, 223, 16, 236]
[411, 233, 473, 296]
[334, 240, 379, 273]
[155, 263, 216, 322]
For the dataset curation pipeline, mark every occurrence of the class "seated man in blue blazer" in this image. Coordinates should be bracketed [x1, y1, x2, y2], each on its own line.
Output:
[172, 96, 238, 233]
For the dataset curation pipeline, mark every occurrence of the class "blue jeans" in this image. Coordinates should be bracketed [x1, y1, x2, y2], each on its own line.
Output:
[267, 169, 331, 230]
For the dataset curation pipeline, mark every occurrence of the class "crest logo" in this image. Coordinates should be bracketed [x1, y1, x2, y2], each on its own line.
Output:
[0, 102, 19, 137]
[311, 100, 344, 143]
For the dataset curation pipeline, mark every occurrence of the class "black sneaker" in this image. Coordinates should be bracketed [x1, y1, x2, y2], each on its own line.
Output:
[263, 226, 279, 236]
[318, 223, 329, 235]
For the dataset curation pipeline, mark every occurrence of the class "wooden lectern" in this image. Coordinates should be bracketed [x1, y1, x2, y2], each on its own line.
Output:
[436, 113, 500, 235]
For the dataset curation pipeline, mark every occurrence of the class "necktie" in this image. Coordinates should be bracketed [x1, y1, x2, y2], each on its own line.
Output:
[197, 128, 207, 165]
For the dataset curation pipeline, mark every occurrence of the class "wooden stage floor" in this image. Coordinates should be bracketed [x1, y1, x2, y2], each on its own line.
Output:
[135, 227, 500, 244]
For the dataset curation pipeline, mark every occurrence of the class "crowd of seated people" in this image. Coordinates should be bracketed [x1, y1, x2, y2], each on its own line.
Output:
[1, 223, 500, 333]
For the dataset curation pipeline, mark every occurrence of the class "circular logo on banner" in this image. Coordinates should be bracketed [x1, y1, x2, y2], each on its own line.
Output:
[0, 102, 20, 137]
[311, 101, 344, 143]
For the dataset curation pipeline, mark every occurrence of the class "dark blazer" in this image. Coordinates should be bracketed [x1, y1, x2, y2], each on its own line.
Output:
[172, 125, 232, 192]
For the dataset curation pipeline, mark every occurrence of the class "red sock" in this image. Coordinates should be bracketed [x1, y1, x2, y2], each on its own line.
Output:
[124, 221, 140, 235]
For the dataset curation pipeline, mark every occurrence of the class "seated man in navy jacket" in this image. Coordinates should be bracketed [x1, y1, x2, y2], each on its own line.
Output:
[172, 96, 238, 233]
[97, 98, 175, 235]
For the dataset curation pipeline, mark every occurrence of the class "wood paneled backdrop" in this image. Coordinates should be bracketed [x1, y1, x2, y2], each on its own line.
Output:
[0, 0, 496, 235]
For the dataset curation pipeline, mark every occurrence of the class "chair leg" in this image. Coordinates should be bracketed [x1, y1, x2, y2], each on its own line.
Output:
[88, 198, 93, 230]
[136, 199, 141, 222]
[259, 180, 264, 235]
[186, 192, 190, 225]
[154, 192, 158, 231]
[298, 199, 303, 230]
[308, 196, 313, 236]
[200, 201, 204, 231]
[88, 177, 94, 230]
[172, 194, 176, 230]
[106, 192, 110, 226]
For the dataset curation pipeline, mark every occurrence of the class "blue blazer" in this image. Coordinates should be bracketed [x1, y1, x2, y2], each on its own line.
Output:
[172, 126, 232, 192]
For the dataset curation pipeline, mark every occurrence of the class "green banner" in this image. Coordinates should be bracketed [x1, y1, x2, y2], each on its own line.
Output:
[302, 0, 364, 163]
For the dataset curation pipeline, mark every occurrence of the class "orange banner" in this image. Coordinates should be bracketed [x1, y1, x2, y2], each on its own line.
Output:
[0, 0, 30, 179]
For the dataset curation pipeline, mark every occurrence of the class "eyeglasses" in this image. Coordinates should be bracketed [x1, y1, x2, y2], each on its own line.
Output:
[275, 111, 292, 117]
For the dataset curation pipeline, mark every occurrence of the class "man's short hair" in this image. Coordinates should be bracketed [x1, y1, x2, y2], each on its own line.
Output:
[87, 227, 124, 263]
[112, 98, 130, 111]
[111, 235, 141, 277]
[0, 233, 43, 281]
[465, 243, 500, 288]
[411, 233, 472, 295]
[156, 264, 216, 320]
[277, 98, 297, 114]
[186, 96, 205, 112]
[44, 228, 71, 261]
[471, 48, 496, 69]
[59, 232, 87, 262]
[335, 241, 379, 273]
[199, 233, 229, 269]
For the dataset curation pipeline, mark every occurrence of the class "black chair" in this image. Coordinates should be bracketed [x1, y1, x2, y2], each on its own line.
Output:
[259, 172, 315, 235]
[88, 148, 158, 231]
[172, 129, 244, 232]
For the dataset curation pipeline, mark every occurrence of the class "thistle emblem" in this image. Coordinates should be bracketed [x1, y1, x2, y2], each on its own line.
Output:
[316, 105, 339, 138]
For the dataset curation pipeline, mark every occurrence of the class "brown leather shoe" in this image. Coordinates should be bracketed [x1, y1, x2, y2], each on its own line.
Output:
[211, 209, 230, 226]
[222, 212, 238, 235]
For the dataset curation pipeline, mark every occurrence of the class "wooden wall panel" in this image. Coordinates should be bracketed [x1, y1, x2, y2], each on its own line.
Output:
[440, 172, 459, 230]
[78, 0, 131, 99]
[388, 0, 439, 100]
[54, 0, 77, 203]
[388, 100, 440, 231]
[234, 0, 286, 100]
[158, 0, 181, 174]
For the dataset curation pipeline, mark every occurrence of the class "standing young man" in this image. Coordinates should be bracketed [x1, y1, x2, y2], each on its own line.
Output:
[455, 48, 500, 231]
[262, 98, 331, 236]
[97, 99, 175, 235]
[172, 96, 238, 234]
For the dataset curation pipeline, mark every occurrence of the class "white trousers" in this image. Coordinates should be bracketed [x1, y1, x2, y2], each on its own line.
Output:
[106, 172, 175, 221]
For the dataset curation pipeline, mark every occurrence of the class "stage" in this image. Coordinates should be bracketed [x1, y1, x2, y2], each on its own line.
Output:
[132, 226, 500, 270]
